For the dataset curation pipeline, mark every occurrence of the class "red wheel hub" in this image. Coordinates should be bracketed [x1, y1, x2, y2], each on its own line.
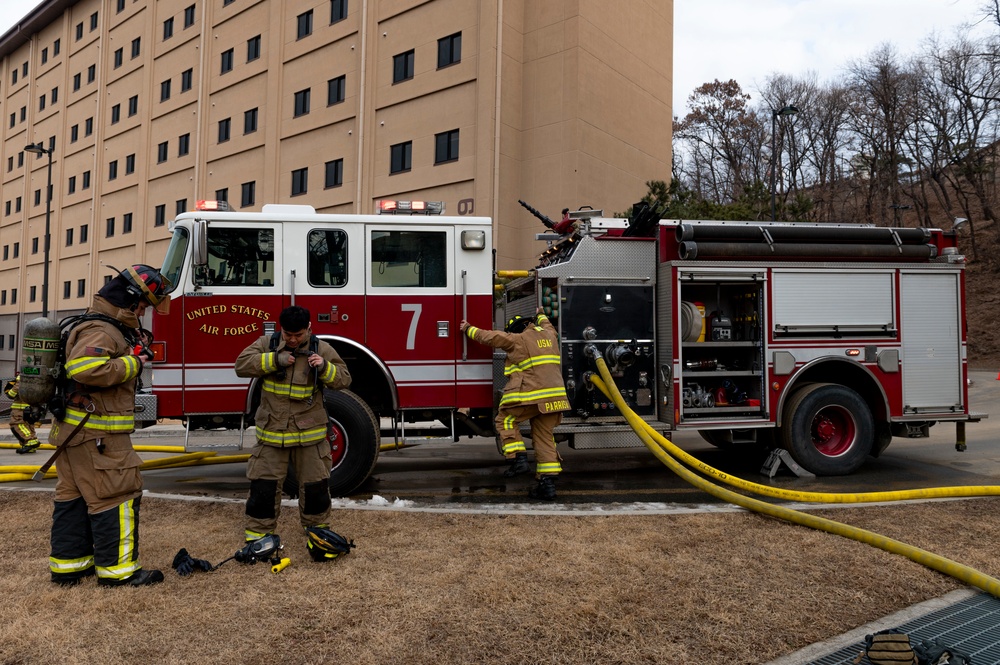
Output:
[810, 406, 856, 457]
[328, 420, 347, 468]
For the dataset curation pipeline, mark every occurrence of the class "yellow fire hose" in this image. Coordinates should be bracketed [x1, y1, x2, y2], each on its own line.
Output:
[589, 359, 1000, 599]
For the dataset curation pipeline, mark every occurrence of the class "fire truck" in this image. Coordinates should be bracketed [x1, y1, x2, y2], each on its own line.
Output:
[145, 200, 978, 495]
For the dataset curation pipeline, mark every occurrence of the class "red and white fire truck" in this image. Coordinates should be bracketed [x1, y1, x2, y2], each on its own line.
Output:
[145, 200, 979, 495]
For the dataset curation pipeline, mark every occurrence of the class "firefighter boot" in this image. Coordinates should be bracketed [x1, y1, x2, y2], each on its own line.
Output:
[98, 569, 165, 588]
[16, 438, 41, 454]
[503, 452, 531, 478]
[528, 476, 557, 501]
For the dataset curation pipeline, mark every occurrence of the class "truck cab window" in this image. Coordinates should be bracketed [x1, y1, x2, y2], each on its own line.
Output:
[307, 229, 348, 286]
[159, 226, 189, 293]
[370, 230, 446, 288]
[194, 227, 275, 287]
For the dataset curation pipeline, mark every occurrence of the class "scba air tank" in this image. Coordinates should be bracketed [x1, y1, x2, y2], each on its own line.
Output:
[19, 317, 61, 406]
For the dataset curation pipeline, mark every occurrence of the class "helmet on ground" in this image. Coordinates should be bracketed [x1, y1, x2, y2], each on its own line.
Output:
[305, 525, 355, 562]
[505, 315, 534, 334]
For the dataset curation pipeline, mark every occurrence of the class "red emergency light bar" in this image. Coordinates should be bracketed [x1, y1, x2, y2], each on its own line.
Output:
[376, 200, 444, 214]
[195, 200, 231, 212]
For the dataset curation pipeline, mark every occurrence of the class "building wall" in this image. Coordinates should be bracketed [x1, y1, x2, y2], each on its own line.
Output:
[0, 0, 672, 375]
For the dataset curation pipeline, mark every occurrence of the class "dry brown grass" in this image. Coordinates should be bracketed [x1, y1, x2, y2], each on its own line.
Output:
[2, 491, 999, 664]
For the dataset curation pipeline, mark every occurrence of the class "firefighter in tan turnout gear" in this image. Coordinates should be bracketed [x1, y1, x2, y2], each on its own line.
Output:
[49, 265, 168, 587]
[5, 375, 41, 454]
[235, 306, 354, 562]
[460, 308, 570, 500]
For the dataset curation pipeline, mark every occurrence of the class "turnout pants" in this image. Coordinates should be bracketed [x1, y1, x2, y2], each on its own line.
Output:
[50, 435, 145, 584]
[244, 441, 333, 540]
[9, 406, 39, 448]
[495, 404, 563, 476]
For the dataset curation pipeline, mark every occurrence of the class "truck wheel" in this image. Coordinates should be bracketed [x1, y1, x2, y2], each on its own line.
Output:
[281, 389, 379, 498]
[780, 383, 873, 475]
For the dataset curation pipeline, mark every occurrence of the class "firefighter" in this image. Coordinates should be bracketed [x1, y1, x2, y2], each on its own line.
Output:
[460, 308, 570, 500]
[49, 265, 168, 587]
[234, 306, 353, 562]
[5, 375, 42, 454]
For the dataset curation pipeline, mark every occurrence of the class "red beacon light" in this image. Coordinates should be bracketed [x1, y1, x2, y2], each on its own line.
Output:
[195, 199, 231, 212]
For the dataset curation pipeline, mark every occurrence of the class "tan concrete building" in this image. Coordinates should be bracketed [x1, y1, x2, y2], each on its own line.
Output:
[0, 0, 672, 375]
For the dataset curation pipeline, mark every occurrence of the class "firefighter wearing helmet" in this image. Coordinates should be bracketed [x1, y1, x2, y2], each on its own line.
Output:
[48, 264, 168, 587]
[460, 308, 570, 500]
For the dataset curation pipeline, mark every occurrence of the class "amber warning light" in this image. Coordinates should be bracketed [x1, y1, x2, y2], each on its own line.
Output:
[846, 349, 861, 357]
[149, 341, 167, 363]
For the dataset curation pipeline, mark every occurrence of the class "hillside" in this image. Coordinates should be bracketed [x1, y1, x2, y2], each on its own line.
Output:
[964, 257, 1000, 371]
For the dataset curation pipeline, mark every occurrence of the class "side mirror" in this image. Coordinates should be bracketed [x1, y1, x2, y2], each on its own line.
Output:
[192, 219, 208, 266]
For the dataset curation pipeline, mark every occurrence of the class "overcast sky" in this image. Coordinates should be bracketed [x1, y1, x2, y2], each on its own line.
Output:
[0, 0, 993, 116]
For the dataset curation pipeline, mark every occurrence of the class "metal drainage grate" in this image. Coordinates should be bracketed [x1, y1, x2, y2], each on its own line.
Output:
[809, 593, 1000, 664]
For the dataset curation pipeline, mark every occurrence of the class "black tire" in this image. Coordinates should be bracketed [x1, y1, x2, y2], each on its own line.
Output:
[281, 389, 380, 498]
[780, 383, 873, 475]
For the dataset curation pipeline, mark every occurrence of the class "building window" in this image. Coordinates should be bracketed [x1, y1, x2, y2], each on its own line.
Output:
[125, 153, 135, 174]
[30, 286, 37, 303]
[155, 204, 166, 227]
[1, 245, 6, 259]
[123, 212, 133, 234]
[215, 188, 229, 203]
[241, 181, 255, 207]
[87, 64, 96, 83]
[32, 237, 39, 254]
[34, 189, 41, 206]
[131, 37, 141, 58]
[80, 224, 88, 243]
[13, 243, 19, 258]
[11, 68, 16, 85]
[111, 103, 121, 124]
[128, 95, 139, 116]
[85, 117, 94, 135]
[22, 62, 28, 77]
[90, 12, 98, 30]
[0, 293, 5, 306]
[297, 10, 313, 39]
[19, 106, 26, 122]
[39, 94, 46, 111]
[327, 75, 345, 105]
[176, 199, 187, 215]
[393, 50, 414, 83]
[73, 73, 81, 91]
[106, 217, 115, 237]
[10, 289, 15, 305]
[221, 48, 234, 74]
[325, 159, 343, 188]
[15, 197, 21, 212]
[66, 228, 74, 246]
[247, 35, 261, 62]
[218, 117, 231, 142]
[291, 167, 308, 196]
[163, 17, 174, 40]
[390, 141, 412, 174]
[51, 87, 58, 104]
[17, 151, 23, 167]
[293, 89, 310, 117]
[330, 0, 347, 23]
[244, 107, 258, 134]
[178, 133, 190, 156]
[75, 23, 83, 40]
[114, 48, 123, 68]
[109, 160, 118, 180]
[116, 0, 125, 12]
[437, 32, 462, 68]
[161, 79, 171, 101]
[64, 281, 71, 298]
[68, 176, 76, 194]
[184, 5, 196, 27]
[435, 129, 459, 164]
[41, 47, 48, 64]
[157, 141, 169, 163]
[181, 68, 193, 91]
[223, 0, 236, 5]
[82, 171, 90, 189]
[53, 38, 60, 55]
[77, 279, 86, 297]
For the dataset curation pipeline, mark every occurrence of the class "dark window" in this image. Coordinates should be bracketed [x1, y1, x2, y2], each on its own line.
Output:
[109, 160, 118, 180]
[68, 176, 76, 194]
[87, 64, 96, 83]
[34, 190, 41, 206]
[125, 154, 135, 174]
[155, 205, 166, 226]
[241, 181, 255, 207]
[297, 10, 313, 39]
[435, 129, 459, 164]
[80, 225, 88, 242]
[178, 133, 190, 156]
[2, 245, 6, 259]
[244, 107, 258, 134]
[437, 32, 461, 68]
[131, 37, 141, 58]
[215, 188, 228, 203]
[71, 125, 79, 142]
[184, 5, 196, 27]
[370, 230, 447, 288]
[176, 199, 187, 215]
[75, 23, 83, 40]
[66, 228, 74, 246]
[128, 95, 138, 115]
[11, 69, 16, 85]
[13, 243, 19, 258]
[218, 117, 231, 142]
[1, 292, 5, 306]
[39, 94, 45, 111]
[161, 79, 171, 101]
[294, 89, 310, 117]
[64, 281, 71, 298]
[327, 75, 345, 105]
[51, 87, 58, 104]
[30, 286, 36, 302]
[390, 141, 412, 174]
[15, 197, 21, 212]
[325, 159, 343, 188]
[114, 48, 123, 68]
[181, 68, 193, 91]
[77, 279, 86, 297]
[3, 201, 8, 215]
[11, 288, 16, 305]
[41, 47, 48, 64]
[106, 217, 115, 237]
[292, 167, 308, 196]
[221, 48, 234, 74]
[6, 156, 10, 171]
[19, 106, 26, 122]
[393, 50, 414, 83]
[73, 73, 81, 91]
[22, 62, 28, 76]
[53, 39, 60, 55]
[48, 136, 55, 151]
[90, 12, 98, 30]
[157, 141, 169, 163]
[8, 114, 13, 129]
[111, 103, 121, 123]
[82, 171, 90, 189]
[32, 237, 38, 254]
[308, 229, 348, 287]
[163, 17, 174, 40]
[247, 35, 261, 61]
[330, 0, 347, 23]
[116, 0, 125, 12]
[223, 0, 235, 5]
[85, 117, 93, 135]
[195, 227, 275, 287]
[123, 213, 133, 234]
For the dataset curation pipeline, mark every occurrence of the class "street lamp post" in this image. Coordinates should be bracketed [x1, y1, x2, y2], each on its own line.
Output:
[25, 143, 53, 319]
[770, 105, 799, 221]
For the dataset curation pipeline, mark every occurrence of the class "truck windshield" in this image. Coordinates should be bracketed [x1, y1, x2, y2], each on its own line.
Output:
[159, 226, 189, 294]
